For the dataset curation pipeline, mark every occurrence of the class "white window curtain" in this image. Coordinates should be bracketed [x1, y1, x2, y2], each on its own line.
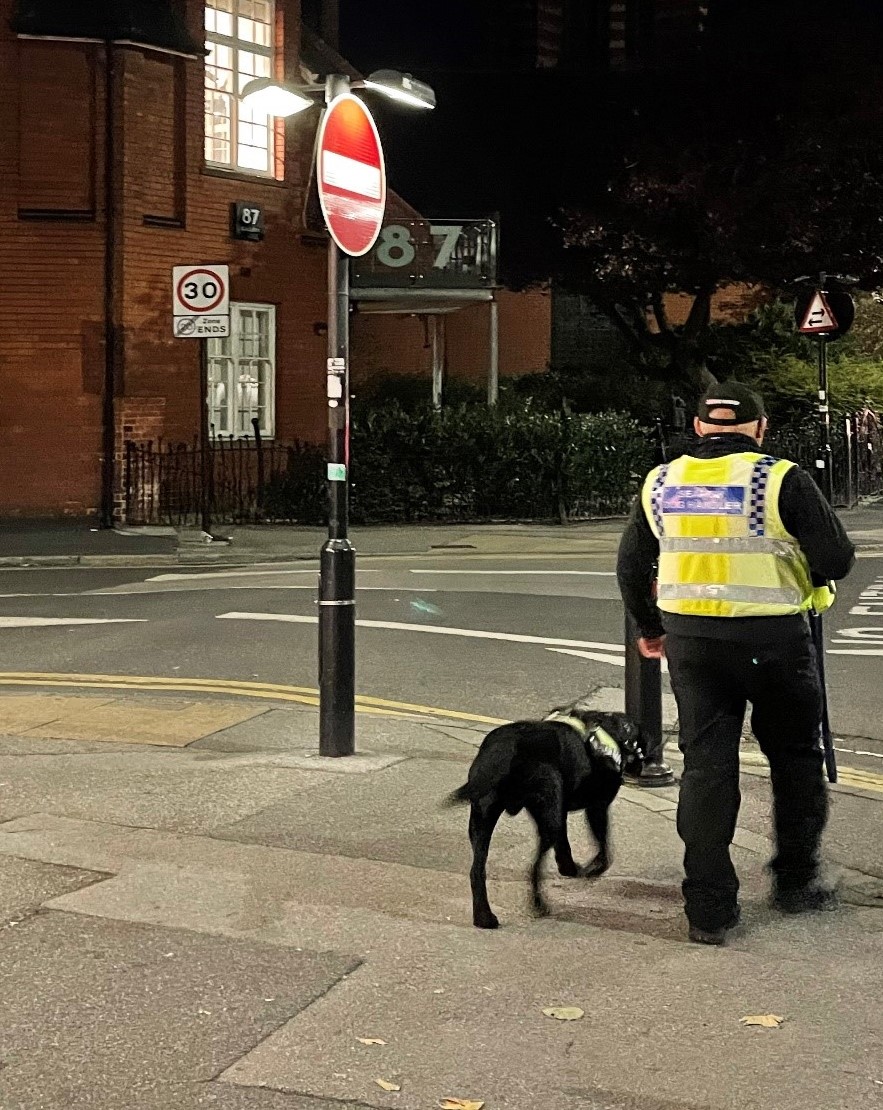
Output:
[207, 303, 276, 437]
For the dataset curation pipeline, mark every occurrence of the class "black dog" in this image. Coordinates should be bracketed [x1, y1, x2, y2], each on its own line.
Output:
[446, 705, 645, 929]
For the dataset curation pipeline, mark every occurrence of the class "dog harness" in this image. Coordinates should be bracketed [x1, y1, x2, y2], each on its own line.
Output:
[544, 713, 622, 769]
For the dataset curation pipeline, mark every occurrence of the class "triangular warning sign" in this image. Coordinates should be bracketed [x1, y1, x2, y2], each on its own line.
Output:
[798, 290, 839, 334]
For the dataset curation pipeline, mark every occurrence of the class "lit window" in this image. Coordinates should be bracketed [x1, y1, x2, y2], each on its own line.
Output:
[207, 303, 276, 437]
[205, 0, 275, 174]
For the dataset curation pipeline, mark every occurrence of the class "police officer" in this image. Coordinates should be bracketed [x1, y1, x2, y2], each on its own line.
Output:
[617, 382, 855, 945]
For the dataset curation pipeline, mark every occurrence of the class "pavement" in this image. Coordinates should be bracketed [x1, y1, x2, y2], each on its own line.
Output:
[0, 504, 881, 1108]
[2, 499, 881, 568]
[0, 519, 631, 567]
[0, 687, 881, 1110]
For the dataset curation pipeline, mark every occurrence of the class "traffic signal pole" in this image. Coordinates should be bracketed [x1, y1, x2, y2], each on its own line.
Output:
[318, 73, 356, 758]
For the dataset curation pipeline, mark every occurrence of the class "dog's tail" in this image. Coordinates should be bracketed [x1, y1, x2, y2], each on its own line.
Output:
[443, 784, 472, 808]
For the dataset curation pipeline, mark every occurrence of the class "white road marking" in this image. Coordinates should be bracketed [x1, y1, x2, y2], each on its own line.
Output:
[147, 568, 332, 582]
[409, 569, 616, 576]
[828, 648, 883, 656]
[216, 612, 626, 653]
[834, 744, 883, 760]
[547, 646, 669, 672]
[0, 617, 146, 629]
[89, 585, 434, 597]
[0, 586, 438, 600]
[546, 647, 626, 667]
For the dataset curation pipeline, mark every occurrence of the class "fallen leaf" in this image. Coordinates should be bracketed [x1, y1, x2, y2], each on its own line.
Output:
[740, 1014, 785, 1028]
[357, 1037, 388, 1046]
[542, 1006, 585, 1021]
[375, 1078, 401, 1092]
[439, 1100, 485, 1110]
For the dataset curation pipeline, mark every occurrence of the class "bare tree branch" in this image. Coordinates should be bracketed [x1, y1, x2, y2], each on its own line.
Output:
[651, 292, 672, 335]
[683, 287, 714, 342]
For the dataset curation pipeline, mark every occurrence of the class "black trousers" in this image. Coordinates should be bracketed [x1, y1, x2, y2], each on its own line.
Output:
[666, 628, 828, 930]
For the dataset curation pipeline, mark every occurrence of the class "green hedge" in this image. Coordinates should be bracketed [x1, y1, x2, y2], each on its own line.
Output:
[263, 404, 654, 524]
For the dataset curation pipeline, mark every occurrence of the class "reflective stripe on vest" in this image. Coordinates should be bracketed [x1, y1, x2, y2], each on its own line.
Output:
[658, 537, 797, 556]
[641, 451, 814, 619]
[657, 582, 807, 606]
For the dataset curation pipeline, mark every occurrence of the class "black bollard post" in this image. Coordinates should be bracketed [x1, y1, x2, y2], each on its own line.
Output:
[624, 611, 675, 787]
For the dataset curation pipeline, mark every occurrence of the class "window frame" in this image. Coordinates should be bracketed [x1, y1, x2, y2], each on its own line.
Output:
[205, 0, 277, 177]
[207, 301, 277, 440]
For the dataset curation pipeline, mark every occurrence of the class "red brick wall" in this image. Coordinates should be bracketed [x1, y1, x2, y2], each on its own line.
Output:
[351, 288, 552, 390]
[0, 0, 330, 518]
[0, 25, 106, 517]
[0, 0, 554, 518]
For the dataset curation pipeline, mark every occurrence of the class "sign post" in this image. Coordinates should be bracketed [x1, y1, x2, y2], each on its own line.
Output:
[316, 79, 387, 757]
[794, 273, 856, 787]
[172, 264, 230, 536]
[795, 276, 855, 504]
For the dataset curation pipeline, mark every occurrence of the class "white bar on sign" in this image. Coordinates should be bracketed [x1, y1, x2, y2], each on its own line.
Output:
[322, 150, 382, 199]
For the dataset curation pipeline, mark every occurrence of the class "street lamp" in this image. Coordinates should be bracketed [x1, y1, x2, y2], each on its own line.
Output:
[240, 69, 435, 758]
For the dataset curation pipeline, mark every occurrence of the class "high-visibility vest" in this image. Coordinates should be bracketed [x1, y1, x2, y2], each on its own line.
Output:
[641, 451, 833, 618]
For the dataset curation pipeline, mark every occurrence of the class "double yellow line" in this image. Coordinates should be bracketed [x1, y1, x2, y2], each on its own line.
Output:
[0, 671, 507, 726]
[0, 672, 880, 794]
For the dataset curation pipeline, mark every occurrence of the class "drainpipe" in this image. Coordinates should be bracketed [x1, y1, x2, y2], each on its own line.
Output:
[101, 39, 119, 528]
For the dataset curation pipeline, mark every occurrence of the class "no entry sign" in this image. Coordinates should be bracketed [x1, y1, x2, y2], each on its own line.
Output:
[317, 94, 386, 257]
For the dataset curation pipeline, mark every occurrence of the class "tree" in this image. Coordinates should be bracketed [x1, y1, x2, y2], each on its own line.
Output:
[556, 0, 883, 392]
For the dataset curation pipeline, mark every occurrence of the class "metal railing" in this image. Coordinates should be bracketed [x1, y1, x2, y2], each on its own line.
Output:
[659, 412, 883, 508]
[123, 429, 322, 526]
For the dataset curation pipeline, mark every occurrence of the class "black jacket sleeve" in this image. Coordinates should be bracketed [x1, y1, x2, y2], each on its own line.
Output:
[778, 468, 856, 582]
[616, 495, 664, 638]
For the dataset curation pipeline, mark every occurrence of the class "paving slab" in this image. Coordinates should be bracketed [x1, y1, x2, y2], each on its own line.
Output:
[0, 855, 104, 927]
[8, 694, 268, 747]
[2, 805, 878, 1110]
[0, 912, 356, 1110]
[218, 914, 883, 1110]
[194, 708, 481, 758]
[0, 748, 332, 834]
[214, 758, 691, 888]
[0, 695, 121, 732]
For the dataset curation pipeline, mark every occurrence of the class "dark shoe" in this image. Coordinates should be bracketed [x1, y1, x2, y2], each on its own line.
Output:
[688, 907, 741, 946]
[773, 883, 839, 915]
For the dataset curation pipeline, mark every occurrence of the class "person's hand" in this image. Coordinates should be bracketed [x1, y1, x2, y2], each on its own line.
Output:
[638, 635, 666, 659]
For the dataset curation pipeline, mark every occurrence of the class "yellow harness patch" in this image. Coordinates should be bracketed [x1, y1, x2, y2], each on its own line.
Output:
[545, 714, 622, 768]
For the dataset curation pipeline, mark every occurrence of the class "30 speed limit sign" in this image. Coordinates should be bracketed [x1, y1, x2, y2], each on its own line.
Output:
[172, 264, 230, 338]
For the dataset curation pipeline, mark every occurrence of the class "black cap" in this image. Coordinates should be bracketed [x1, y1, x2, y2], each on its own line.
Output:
[697, 381, 766, 426]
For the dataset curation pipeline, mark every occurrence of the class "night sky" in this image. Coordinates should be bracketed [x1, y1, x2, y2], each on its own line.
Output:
[337, 0, 883, 284]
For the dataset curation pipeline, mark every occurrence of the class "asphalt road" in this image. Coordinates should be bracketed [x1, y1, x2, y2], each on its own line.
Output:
[0, 548, 880, 760]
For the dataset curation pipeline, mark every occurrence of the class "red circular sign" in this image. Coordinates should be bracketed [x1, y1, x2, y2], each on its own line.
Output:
[317, 94, 387, 257]
[176, 268, 226, 313]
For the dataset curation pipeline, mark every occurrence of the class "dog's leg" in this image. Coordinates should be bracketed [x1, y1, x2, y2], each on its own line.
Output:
[526, 776, 564, 918]
[582, 803, 611, 879]
[528, 819, 557, 917]
[554, 822, 579, 878]
[469, 800, 504, 929]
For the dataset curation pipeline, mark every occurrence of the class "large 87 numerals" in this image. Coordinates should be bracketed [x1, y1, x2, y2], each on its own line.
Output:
[375, 224, 465, 269]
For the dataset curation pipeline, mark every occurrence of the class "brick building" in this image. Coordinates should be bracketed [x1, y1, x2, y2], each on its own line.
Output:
[0, 0, 700, 520]
[0, 0, 542, 520]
